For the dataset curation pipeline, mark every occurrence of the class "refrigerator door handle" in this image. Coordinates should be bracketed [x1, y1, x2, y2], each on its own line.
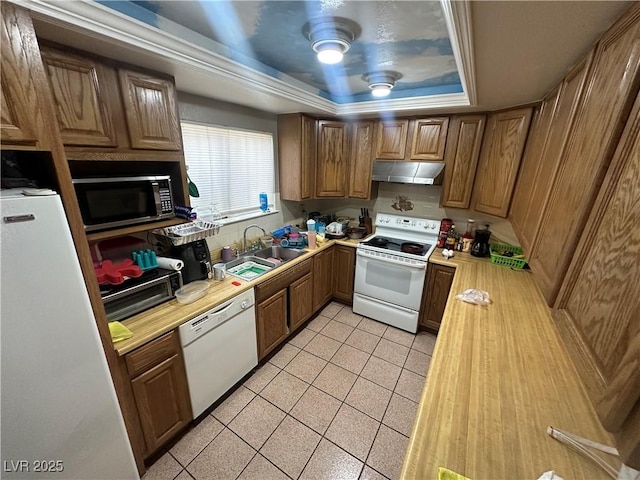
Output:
[3, 214, 35, 223]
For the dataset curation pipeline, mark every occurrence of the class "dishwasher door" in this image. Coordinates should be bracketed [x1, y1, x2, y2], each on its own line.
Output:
[179, 288, 257, 418]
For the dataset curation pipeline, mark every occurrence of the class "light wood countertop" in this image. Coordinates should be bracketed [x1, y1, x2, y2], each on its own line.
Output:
[114, 238, 359, 356]
[403, 250, 614, 479]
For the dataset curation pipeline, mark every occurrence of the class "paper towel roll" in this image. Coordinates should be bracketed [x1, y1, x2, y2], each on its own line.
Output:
[156, 257, 184, 271]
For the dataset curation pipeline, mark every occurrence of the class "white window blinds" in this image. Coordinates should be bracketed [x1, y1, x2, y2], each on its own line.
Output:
[181, 122, 275, 221]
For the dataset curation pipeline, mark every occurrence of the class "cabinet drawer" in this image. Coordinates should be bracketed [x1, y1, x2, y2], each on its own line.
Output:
[126, 331, 179, 378]
[255, 258, 312, 302]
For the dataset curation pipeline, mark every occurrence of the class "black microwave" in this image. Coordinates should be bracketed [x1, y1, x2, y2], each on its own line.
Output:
[73, 175, 175, 232]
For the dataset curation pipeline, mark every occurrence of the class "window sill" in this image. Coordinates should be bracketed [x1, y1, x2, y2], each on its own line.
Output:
[217, 209, 280, 227]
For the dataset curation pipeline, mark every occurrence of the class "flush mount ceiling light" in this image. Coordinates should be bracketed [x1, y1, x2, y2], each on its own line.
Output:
[363, 71, 402, 98]
[302, 18, 360, 65]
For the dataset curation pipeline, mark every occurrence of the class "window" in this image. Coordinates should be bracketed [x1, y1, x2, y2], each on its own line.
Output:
[181, 121, 275, 223]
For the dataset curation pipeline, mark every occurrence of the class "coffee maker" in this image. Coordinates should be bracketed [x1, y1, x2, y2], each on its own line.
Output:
[470, 224, 491, 257]
[170, 240, 212, 284]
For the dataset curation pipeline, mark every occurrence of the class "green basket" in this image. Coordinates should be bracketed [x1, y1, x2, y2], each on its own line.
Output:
[489, 243, 527, 269]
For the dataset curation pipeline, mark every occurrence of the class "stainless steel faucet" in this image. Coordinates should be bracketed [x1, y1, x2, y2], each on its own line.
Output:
[243, 224, 267, 253]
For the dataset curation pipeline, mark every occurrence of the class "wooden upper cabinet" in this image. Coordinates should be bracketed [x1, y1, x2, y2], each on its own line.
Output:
[530, 6, 640, 305]
[509, 99, 558, 249]
[472, 107, 533, 217]
[374, 119, 408, 159]
[278, 113, 316, 201]
[553, 88, 640, 467]
[40, 47, 118, 147]
[440, 115, 486, 208]
[510, 54, 592, 255]
[1, 3, 47, 147]
[316, 120, 348, 197]
[118, 69, 182, 150]
[409, 117, 449, 160]
[349, 121, 374, 199]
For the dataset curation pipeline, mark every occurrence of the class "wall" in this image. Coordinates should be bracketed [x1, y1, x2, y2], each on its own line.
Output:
[177, 92, 301, 257]
[306, 183, 519, 245]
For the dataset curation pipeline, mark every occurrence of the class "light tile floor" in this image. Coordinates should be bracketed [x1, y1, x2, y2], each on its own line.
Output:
[143, 302, 436, 480]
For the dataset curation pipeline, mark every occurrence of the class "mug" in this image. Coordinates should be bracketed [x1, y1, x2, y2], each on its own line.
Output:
[213, 263, 226, 281]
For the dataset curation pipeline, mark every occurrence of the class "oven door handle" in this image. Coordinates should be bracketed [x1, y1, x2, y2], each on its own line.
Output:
[356, 249, 427, 269]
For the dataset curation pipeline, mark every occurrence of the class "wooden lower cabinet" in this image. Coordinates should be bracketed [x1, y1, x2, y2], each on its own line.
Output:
[289, 272, 314, 332]
[125, 331, 191, 457]
[419, 264, 455, 332]
[255, 258, 313, 360]
[333, 245, 355, 304]
[256, 289, 289, 359]
[313, 247, 334, 311]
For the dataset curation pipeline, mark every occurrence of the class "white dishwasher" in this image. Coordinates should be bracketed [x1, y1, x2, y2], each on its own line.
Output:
[179, 288, 257, 418]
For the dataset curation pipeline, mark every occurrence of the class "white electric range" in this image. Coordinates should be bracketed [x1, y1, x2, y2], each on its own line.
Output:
[353, 213, 440, 333]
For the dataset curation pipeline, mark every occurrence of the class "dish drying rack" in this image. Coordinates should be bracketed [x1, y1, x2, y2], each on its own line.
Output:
[152, 220, 221, 246]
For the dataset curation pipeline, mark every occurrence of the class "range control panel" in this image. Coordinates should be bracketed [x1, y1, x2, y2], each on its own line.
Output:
[375, 213, 440, 233]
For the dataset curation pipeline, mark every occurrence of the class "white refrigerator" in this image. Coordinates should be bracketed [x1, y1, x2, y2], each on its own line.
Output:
[0, 189, 139, 479]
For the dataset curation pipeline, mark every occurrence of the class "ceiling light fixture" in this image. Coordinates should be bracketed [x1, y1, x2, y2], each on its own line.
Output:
[363, 71, 402, 98]
[302, 18, 360, 65]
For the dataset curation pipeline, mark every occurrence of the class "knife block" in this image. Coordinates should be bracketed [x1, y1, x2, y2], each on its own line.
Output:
[363, 217, 372, 235]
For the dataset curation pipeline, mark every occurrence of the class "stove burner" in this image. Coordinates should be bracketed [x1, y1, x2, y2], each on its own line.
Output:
[365, 237, 391, 247]
[362, 236, 430, 257]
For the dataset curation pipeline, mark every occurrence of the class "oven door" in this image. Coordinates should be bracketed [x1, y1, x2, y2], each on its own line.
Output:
[354, 248, 427, 310]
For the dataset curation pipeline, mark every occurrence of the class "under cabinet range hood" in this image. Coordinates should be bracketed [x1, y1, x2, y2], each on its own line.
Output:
[371, 161, 445, 185]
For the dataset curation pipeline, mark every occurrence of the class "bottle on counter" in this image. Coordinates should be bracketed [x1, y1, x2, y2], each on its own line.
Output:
[438, 218, 453, 248]
[445, 225, 458, 250]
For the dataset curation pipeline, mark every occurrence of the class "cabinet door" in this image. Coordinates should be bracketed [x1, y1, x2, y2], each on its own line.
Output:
[553, 89, 640, 467]
[348, 121, 374, 199]
[278, 114, 316, 201]
[131, 354, 191, 455]
[256, 289, 288, 360]
[419, 264, 455, 332]
[316, 121, 348, 197]
[118, 69, 182, 150]
[375, 119, 408, 159]
[440, 115, 486, 208]
[289, 272, 314, 333]
[1, 3, 45, 146]
[40, 47, 118, 147]
[530, 8, 640, 305]
[409, 117, 449, 160]
[313, 247, 334, 311]
[509, 98, 558, 246]
[510, 54, 592, 255]
[333, 245, 355, 304]
[472, 107, 533, 217]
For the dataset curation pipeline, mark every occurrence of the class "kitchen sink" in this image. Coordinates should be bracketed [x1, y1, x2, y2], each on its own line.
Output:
[225, 256, 277, 281]
[250, 246, 306, 263]
[225, 247, 306, 282]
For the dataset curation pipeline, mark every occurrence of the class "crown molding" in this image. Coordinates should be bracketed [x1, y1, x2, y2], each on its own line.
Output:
[442, 0, 477, 106]
[17, 0, 475, 114]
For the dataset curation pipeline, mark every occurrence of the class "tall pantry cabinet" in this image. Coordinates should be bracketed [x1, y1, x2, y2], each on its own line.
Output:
[527, 6, 640, 305]
[553, 89, 640, 468]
